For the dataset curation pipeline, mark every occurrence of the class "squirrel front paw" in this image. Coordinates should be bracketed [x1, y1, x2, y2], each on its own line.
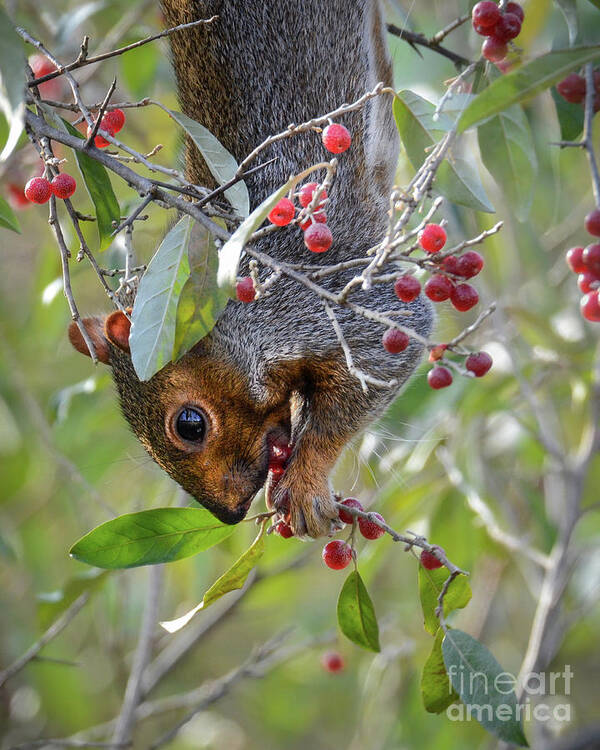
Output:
[270, 471, 343, 538]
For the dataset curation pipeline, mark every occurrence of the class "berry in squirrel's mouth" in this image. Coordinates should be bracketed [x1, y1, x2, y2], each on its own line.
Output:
[265, 435, 293, 514]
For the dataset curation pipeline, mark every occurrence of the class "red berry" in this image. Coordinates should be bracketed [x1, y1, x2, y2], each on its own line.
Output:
[472, 2, 501, 29]
[419, 223, 447, 253]
[566, 246, 586, 274]
[482, 37, 508, 63]
[394, 274, 421, 302]
[428, 366, 453, 389]
[24, 176, 52, 204]
[6, 184, 30, 210]
[585, 208, 600, 237]
[298, 182, 327, 209]
[269, 438, 292, 467]
[578, 272, 600, 294]
[338, 497, 364, 525]
[420, 545, 445, 570]
[474, 22, 497, 36]
[102, 108, 125, 134]
[505, 2, 525, 23]
[269, 466, 285, 488]
[581, 291, 600, 322]
[321, 651, 345, 673]
[492, 12, 522, 42]
[442, 255, 461, 275]
[358, 513, 386, 540]
[322, 540, 353, 569]
[299, 210, 327, 232]
[382, 328, 410, 354]
[268, 197, 295, 226]
[29, 55, 61, 98]
[236, 276, 255, 302]
[465, 351, 493, 377]
[583, 244, 600, 276]
[304, 223, 333, 253]
[322, 123, 352, 153]
[556, 74, 586, 104]
[456, 251, 484, 278]
[86, 121, 115, 148]
[450, 283, 479, 312]
[50, 173, 77, 200]
[276, 521, 294, 538]
[425, 274, 454, 302]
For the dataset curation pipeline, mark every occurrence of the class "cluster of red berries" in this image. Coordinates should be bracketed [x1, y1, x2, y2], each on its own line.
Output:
[321, 498, 385, 570]
[471, 1, 525, 64]
[556, 69, 600, 114]
[384, 222, 493, 388]
[565, 209, 600, 322]
[23, 172, 77, 204]
[86, 108, 126, 148]
[236, 122, 352, 302]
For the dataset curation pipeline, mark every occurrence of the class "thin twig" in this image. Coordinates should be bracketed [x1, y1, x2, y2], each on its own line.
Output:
[0, 594, 89, 689]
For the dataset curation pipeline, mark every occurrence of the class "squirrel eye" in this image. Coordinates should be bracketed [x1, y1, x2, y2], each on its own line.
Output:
[175, 407, 206, 443]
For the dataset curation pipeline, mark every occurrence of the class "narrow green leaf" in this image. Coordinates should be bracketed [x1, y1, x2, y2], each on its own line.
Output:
[421, 628, 459, 713]
[217, 176, 298, 290]
[61, 119, 121, 250]
[167, 109, 249, 218]
[37, 569, 109, 630]
[69, 507, 236, 569]
[458, 45, 600, 133]
[173, 220, 231, 360]
[418, 566, 471, 635]
[337, 570, 380, 652]
[442, 629, 528, 746]
[0, 194, 21, 233]
[129, 216, 194, 380]
[161, 520, 267, 632]
[556, 0, 579, 45]
[477, 105, 537, 221]
[393, 91, 494, 213]
[0, 9, 25, 161]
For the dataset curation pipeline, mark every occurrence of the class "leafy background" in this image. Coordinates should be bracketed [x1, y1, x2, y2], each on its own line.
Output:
[1, 0, 600, 748]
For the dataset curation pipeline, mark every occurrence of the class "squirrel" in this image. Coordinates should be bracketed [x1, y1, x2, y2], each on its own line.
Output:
[68, 0, 433, 538]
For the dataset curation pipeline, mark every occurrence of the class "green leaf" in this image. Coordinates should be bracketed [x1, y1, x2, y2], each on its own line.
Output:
[161, 520, 268, 632]
[418, 566, 471, 635]
[69, 507, 236, 569]
[442, 629, 528, 746]
[173, 220, 231, 360]
[61, 119, 121, 250]
[167, 109, 249, 218]
[393, 91, 494, 213]
[421, 628, 459, 713]
[217, 175, 299, 290]
[37, 569, 109, 630]
[477, 105, 537, 221]
[337, 570, 380, 652]
[0, 9, 25, 161]
[0, 194, 20, 233]
[551, 87, 584, 141]
[458, 45, 600, 133]
[556, 0, 579, 45]
[129, 216, 194, 380]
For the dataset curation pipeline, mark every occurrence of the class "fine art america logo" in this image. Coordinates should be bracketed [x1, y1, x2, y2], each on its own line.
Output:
[446, 665, 574, 724]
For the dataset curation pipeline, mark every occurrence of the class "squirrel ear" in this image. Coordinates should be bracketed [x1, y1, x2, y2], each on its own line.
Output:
[104, 309, 131, 354]
[68, 317, 111, 364]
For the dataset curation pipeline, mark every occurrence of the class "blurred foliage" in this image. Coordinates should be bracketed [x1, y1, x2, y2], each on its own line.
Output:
[1, 0, 600, 748]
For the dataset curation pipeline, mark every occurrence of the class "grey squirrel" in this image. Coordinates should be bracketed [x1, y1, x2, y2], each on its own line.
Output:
[68, 0, 433, 537]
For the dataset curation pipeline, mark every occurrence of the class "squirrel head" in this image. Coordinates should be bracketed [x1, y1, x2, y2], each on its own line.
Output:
[68, 312, 292, 524]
